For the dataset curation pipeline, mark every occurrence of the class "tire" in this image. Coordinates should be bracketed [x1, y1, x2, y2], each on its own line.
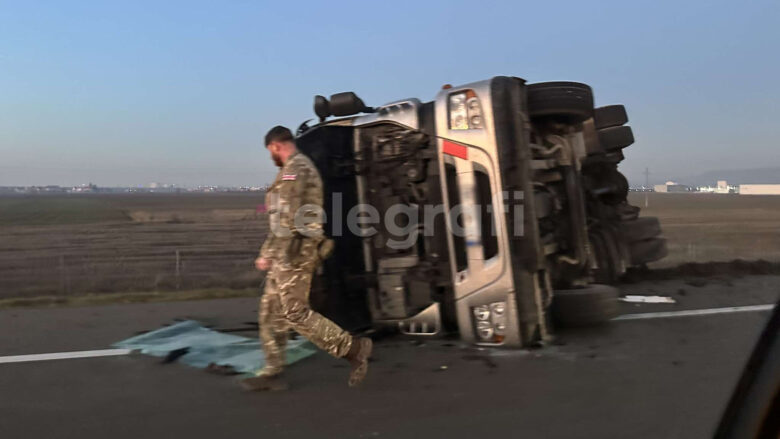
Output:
[527, 81, 594, 124]
[552, 284, 619, 327]
[599, 171, 629, 206]
[629, 238, 668, 265]
[598, 126, 635, 150]
[594, 105, 628, 129]
[604, 149, 625, 164]
[619, 217, 661, 242]
[616, 203, 641, 222]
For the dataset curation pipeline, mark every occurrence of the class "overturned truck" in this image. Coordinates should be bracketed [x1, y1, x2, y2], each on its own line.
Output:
[295, 76, 667, 347]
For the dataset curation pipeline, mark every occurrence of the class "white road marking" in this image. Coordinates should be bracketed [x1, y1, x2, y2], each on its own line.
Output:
[621, 295, 676, 304]
[0, 304, 775, 363]
[0, 349, 133, 364]
[614, 304, 775, 321]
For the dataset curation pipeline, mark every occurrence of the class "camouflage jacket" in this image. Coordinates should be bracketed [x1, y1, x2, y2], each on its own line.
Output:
[259, 152, 325, 264]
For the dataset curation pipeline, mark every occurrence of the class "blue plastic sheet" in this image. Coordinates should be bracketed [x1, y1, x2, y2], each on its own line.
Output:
[114, 320, 316, 374]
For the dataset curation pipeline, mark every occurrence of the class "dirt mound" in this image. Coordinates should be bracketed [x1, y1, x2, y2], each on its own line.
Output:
[128, 209, 257, 223]
[623, 259, 780, 283]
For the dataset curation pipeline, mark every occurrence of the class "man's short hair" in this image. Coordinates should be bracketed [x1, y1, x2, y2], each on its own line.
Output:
[265, 125, 294, 146]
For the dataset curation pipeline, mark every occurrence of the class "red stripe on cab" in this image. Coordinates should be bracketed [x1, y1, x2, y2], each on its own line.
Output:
[442, 140, 468, 160]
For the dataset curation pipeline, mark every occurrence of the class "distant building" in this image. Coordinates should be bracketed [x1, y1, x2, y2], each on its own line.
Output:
[146, 182, 180, 193]
[698, 180, 736, 194]
[0, 186, 67, 194]
[70, 183, 98, 193]
[739, 184, 780, 195]
[654, 181, 693, 193]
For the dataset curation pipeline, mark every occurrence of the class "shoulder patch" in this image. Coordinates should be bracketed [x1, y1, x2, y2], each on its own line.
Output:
[282, 174, 297, 181]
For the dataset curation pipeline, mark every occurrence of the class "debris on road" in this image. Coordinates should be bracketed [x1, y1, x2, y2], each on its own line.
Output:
[685, 279, 709, 287]
[114, 320, 317, 375]
[624, 260, 780, 283]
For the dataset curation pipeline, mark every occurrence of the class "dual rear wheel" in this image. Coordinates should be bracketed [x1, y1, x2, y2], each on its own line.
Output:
[527, 82, 665, 328]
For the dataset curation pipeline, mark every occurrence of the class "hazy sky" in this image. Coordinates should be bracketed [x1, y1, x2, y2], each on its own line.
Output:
[1, 0, 778, 187]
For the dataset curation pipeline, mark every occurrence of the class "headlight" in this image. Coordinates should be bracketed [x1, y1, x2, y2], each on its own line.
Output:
[449, 90, 483, 130]
[490, 302, 506, 336]
[473, 305, 490, 321]
[493, 321, 506, 336]
[449, 92, 469, 130]
[472, 301, 507, 342]
[467, 97, 483, 129]
[476, 320, 494, 340]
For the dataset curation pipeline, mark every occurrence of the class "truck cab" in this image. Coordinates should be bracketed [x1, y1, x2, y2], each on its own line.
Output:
[295, 76, 667, 347]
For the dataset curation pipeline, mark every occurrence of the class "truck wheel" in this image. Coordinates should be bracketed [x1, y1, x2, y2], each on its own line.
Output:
[597, 170, 629, 205]
[552, 284, 619, 327]
[617, 203, 641, 222]
[629, 238, 668, 265]
[604, 150, 626, 164]
[527, 81, 594, 124]
[594, 105, 628, 129]
[619, 217, 661, 242]
[598, 126, 635, 150]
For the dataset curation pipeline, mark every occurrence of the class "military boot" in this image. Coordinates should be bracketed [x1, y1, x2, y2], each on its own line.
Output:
[345, 337, 373, 387]
[240, 370, 288, 392]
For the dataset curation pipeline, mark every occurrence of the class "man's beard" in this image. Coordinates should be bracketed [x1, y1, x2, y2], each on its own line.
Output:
[272, 153, 283, 167]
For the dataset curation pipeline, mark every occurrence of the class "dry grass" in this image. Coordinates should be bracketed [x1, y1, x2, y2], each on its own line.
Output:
[0, 193, 267, 300]
[0, 287, 259, 309]
[1, 192, 779, 306]
[629, 193, 780, 267]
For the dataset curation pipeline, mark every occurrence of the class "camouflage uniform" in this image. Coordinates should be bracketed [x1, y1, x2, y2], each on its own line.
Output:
[257, 152, 353, 376]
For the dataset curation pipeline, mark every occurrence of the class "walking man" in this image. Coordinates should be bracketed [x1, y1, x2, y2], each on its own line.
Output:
[241, 126, 372, 391]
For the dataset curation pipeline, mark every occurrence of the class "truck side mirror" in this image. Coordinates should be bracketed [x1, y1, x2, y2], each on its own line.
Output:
[314, 95, 331, 122]
[329, 92, 373, 116]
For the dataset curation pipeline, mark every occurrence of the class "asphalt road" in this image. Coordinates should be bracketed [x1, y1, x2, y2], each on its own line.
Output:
[1, 276, 777, 439]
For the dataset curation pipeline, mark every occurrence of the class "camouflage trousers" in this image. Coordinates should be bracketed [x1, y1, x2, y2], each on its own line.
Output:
[258, 260, 354, 376]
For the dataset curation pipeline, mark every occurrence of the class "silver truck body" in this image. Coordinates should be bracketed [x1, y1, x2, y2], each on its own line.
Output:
[296, 76, 666, 347]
